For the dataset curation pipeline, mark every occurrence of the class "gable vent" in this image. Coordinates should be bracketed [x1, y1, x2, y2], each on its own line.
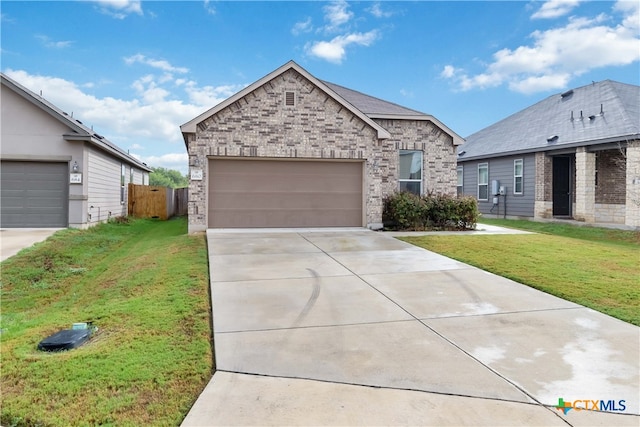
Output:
[285, 91, 296, 106]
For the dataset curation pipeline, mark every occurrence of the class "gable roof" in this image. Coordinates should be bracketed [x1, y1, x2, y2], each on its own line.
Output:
[1, 73, 151, 171]
[181, 60, 390, 141]
[323, 81, 463, 146]
[459, 80, 640, 161]
[181, 60, 463, 146]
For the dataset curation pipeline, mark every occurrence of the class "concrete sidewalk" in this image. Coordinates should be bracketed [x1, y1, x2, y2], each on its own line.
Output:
[0, 228, 62, 262]
[182, 228, 639, 426]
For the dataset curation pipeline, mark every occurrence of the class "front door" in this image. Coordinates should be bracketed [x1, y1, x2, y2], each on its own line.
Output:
[552, 156, 571, 216]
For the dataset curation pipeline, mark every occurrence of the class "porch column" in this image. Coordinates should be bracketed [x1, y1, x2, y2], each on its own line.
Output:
[626, 140, 640, 228]
[574, 147, 595, 223]
[534, 152, 552, 218]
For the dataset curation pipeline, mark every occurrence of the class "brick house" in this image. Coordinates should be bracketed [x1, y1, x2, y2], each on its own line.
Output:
[181, 61, 463, 232]
[457, 80, 639, 229]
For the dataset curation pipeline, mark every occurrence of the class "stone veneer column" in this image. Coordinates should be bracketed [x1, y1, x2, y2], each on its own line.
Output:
[534, 152, 552, 219]
[625, 140, 640, 228]
[574, 147, 595, 223]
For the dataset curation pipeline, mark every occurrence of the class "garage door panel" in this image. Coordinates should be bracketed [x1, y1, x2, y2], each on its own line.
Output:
[212, 208, 362, 228]
[209, 159, 363, 228]
[1, 161, 68, 227]
[211, 172, 362, 193]
[212, 191, 361, 210]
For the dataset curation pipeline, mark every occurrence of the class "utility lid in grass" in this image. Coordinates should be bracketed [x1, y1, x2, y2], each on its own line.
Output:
[38, 324, 96, 352]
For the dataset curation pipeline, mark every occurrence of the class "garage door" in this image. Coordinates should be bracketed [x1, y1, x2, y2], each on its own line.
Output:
[209, 159, 363, 228]
[1, 161, 68, 228]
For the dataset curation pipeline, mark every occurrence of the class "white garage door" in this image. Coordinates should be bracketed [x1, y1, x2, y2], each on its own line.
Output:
[1, 161, 68, 228]
[208, 159, 363, 228]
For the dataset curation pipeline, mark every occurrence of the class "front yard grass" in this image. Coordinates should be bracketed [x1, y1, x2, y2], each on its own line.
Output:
[1, 217, 212, 426]
[399, 220, 639, 326]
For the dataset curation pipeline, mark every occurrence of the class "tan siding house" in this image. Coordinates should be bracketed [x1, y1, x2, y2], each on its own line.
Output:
[1, 73, 151, 228]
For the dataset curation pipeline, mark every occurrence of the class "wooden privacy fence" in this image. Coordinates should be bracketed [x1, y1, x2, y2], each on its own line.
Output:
[128, 183, 188, 220]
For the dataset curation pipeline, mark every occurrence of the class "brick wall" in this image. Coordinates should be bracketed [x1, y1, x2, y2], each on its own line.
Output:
[534, 152, 553, 218]
[596, 149, 626, 204]
[186, 68, 456, 230]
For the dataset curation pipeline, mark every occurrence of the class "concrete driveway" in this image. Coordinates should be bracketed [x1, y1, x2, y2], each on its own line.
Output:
[183, 228, 639, 426]
[0, 228, 62, 262]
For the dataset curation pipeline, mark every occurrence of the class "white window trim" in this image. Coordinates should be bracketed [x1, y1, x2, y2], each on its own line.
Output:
[121, 164, 126, 205]
[514, 159, 523, 195]
[457, 165, 464, 195]
[399, 150, 423, 195]
[478, 163, 488, 201]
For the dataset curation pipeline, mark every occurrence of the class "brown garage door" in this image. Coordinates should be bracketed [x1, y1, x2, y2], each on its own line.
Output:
[208, 159, 363, 228]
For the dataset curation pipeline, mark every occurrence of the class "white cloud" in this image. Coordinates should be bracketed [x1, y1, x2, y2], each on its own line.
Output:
[615, 0, 640, 31]
[399, 89, 414, 98]
[92, 0, 143, 19]
[203, 0, 216, 15]
[532, 0, 582, 20]
[440, 65, 458, 79]
[184, 81, 244, 107]
[35, 34, 73, 49]
[442, 1, 640, 94]
[4, 69, 204, 149]
[130, 143, 144, 150]
[301, 2, 382, 64]
[124, 54, 189, 74]
[292, 17, 313, 36]
[323, 0, 353, 33]
[508, 74, 572, 93]
[306, 30, 378, 64]
[368, 2, 394, 18]
[142, 152, 189, 171]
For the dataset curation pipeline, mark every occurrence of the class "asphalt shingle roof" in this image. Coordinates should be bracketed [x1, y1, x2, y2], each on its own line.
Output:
[322, 81, 427, 117]
[459, 80, 640, 161]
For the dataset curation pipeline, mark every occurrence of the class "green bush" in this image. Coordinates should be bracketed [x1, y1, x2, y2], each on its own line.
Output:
[383, 191, 479, 231]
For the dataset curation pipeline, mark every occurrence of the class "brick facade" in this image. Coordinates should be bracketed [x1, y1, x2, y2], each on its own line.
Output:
[185, 68, 456, 232]
[625, 140, 640, 227]
[574, 147, 596, 222]
[534, 152, 553, 218]
[596, 149, 626, 204]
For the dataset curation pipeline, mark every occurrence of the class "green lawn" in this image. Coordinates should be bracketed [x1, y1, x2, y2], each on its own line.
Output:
[1, 218, 212, 427]
[399, 220, 639, 326]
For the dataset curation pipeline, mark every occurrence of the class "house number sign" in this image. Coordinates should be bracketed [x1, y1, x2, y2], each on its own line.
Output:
[190, 169, 203, 180]
[70, 173, 82, 184]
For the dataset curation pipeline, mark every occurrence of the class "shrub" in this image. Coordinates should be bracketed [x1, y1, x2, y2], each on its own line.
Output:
[383, 192, 479, 231]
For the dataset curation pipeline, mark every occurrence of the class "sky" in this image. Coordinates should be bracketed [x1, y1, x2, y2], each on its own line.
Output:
[2, 0, 639, 174]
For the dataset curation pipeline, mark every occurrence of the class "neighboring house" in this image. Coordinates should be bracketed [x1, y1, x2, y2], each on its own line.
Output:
[457, 80, 640, 229]
[180, 60, 463, 232]
[1, 73, 151, 228]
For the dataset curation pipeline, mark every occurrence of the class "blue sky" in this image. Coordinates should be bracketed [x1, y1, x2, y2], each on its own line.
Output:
[2, 1, 639, 173]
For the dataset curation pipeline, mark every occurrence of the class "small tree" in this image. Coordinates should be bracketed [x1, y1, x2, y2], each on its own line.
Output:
[149, 167, 188, 188]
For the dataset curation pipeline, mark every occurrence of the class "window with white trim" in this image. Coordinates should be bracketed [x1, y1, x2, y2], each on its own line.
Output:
[457, 165, 463, 196]
[478, 163, 488, 200]
[121, 164, 126, 204]
[514, 159, 523, 195]
[399, 150, 422, 195]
